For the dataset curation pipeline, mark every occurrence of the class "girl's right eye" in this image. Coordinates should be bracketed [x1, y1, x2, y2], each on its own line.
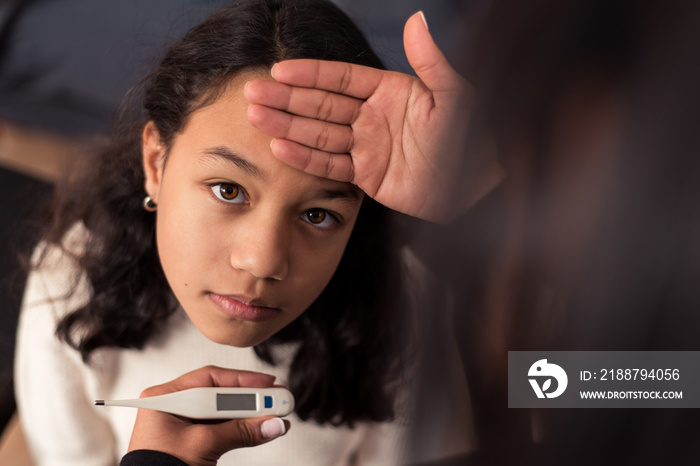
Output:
[210, 183, 247, 204]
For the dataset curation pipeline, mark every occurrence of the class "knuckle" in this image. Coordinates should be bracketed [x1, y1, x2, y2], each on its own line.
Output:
[350, 104, 362, 125]
[300, 149, 313, 171]
[316, 93, 334, 121]
[234, 422, 260, 448]
[339, 64, 353, 94]
[139, 386, 161, 398]
[329, 155, 353, 182]
[343, 129, 354, 153]
[348, 160, 355, 183]
[205, 364, 227, 374]
[315, 125, 330, 150]
[325, 155, 335, 177]
[282, 112, 295, 139]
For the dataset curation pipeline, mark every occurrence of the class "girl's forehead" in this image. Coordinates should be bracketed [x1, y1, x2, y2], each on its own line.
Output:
[178, 68, 272, 132]
[171, 71, 363, 201]
[189, 70, 270, 123]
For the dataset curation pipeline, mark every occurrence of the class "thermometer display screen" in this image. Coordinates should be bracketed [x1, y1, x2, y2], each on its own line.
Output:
[216, 393, 256, 411]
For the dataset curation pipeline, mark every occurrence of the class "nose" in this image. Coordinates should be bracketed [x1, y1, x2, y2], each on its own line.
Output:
[229, 212, 290, 281]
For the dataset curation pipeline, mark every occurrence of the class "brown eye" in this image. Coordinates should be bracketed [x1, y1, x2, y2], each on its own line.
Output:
[219, 184, 239, 200]
[211, 183, 247, 204]
[306, 209, 326, 224]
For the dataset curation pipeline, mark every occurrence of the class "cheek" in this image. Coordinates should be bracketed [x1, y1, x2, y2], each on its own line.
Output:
[155, 184, 220, 292]
[287, 230, 355, 312]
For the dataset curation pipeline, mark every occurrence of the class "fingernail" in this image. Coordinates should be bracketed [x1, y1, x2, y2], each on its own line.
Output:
[270, 63, 278, 79]
[270, 138, 276, 150]
[261, 417, 286, 439]
[419, 11, 429, 31]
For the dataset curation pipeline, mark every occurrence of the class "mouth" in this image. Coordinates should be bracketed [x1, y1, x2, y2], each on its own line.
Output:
[207, 293, 281, 322]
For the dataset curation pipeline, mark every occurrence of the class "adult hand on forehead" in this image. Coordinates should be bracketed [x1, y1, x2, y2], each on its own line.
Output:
[245, 12, 503, 224]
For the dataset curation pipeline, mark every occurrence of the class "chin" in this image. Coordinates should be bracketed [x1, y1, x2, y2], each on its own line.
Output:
[198, 324, 274, 348]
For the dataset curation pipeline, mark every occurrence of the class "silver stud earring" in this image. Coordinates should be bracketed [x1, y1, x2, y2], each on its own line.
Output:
[143, 196, 157, 212]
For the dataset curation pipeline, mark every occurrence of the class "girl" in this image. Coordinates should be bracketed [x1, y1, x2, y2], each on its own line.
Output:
[15, 0, 471, 465]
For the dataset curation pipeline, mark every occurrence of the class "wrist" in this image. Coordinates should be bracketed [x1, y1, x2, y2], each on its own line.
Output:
[429, 139, 505, 225]
[121, 450, 189, 466]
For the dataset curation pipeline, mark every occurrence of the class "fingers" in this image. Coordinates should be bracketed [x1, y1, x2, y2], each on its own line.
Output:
[144, 366, 276, 397]
[128, 367, 290, 465]
[271, 59, 386, 100]
[128, 413, 291, 464]
[244, 80, 362, 124]
[248, 104, 353, 154]
[212, 416, 290, 448]
[184, 416, 289, 456]
[270, 139, 354, 182]
[403, 11, 462, 94]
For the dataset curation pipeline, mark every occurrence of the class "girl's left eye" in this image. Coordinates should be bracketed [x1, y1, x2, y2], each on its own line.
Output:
[211, 183, 247, 204]
[303, 208, 337, 228]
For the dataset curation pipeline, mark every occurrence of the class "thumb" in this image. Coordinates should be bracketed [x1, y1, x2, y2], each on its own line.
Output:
[215, 416, 290, 451]
[403, 11, 461, 93]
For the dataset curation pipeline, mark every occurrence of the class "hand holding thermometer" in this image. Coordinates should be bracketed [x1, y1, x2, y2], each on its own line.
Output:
[95, 387, 295, 419]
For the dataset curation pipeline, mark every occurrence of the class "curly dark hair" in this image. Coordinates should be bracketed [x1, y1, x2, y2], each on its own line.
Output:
[43, 0, 407, 427]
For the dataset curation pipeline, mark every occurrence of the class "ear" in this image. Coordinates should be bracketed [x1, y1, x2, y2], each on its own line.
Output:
[142, 121, 167, 202]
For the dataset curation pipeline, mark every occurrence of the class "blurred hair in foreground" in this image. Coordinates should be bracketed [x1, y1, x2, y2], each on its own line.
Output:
[409, 0, 700, 464]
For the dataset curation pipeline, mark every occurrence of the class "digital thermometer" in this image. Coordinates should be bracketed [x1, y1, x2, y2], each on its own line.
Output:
[95, 387, 295, 419]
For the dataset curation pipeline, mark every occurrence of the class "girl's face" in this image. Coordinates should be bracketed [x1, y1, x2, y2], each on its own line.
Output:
[142, 72, 363, 347]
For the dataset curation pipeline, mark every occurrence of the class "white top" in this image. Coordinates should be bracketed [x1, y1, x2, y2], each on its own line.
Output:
[15, 237, 473, 466]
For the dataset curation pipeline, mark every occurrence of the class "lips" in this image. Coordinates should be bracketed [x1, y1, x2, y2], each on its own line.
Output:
[207, 293, 280, 322]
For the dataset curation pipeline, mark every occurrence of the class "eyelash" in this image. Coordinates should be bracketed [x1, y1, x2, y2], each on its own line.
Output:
[303, 209, 339, 229]
[210, 182, 248, 204]
[208, 183, 341, 230]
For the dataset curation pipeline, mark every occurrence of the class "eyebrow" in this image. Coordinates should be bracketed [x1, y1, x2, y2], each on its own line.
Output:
[200, 145, 362, 204]
[201, 146, 264, 180]
[311, 186, 363, 205]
